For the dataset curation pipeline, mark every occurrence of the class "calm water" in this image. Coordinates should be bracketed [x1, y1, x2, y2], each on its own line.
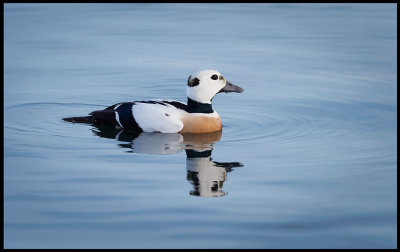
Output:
[4, 3, 397, 249]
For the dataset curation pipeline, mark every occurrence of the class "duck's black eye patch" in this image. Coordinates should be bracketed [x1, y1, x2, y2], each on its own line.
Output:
[188, 77, 200, 87]
[211, 74, 218, 80]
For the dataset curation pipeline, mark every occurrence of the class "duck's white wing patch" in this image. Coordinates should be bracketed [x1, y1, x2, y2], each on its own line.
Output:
[132, 102, 184, 133]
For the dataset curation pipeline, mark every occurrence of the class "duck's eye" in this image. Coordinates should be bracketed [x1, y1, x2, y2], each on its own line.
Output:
[211, 74, 218, 80]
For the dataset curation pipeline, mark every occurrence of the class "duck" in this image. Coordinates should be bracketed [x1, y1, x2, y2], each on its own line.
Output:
[63, 70, 244, 134]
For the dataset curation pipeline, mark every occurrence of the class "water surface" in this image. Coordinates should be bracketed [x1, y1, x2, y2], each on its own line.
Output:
[4, 3, 397, 249]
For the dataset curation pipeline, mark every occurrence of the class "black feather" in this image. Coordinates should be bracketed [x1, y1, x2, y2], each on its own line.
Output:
[188, 77, 200, 87]
[162, 100, 187, 111]
[89, 109, 119, 126]
[63, 116, 97, 124]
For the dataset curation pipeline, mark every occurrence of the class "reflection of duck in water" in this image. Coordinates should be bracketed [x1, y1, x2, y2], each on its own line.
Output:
[186, 149, 243, 197]
[63, 70, 243, 134]
[91, 124, 243, 197]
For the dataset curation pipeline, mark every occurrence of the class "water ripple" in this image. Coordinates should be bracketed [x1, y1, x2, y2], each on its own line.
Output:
[4, 102, 102, 138]
[219, 98, 395, 162]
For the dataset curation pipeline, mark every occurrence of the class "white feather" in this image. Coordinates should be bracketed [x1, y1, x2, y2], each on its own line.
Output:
[186, 70, 226, 103]
[131, 102, 184, 133]
[114, 111, 123, 128]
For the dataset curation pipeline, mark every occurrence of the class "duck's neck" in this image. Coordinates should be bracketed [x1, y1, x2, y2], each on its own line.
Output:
[186, 98, 214, 113]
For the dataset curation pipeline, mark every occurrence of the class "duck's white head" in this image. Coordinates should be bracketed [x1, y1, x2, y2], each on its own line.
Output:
[186, 70, 243, 104]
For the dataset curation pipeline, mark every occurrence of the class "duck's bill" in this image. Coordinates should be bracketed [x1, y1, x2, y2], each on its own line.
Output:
[219, 81, 244, 93]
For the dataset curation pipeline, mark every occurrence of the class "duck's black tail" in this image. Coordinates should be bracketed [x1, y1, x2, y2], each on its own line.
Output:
[63, 116, 97, 124]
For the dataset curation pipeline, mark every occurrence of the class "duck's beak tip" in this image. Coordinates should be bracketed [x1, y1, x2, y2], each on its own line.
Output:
[219, 81, 244, 93]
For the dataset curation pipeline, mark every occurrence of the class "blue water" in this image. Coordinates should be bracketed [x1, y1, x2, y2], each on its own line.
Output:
[4, 3, 397, 249]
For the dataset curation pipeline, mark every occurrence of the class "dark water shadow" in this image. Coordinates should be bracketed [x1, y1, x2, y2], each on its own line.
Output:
[91, 124, 244, 197]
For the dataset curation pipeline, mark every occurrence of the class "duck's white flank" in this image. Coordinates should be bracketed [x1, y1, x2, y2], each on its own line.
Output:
[132, 102, 184, 133]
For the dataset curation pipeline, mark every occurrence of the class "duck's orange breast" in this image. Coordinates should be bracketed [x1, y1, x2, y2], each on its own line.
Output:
[180, 114, 222, 133]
